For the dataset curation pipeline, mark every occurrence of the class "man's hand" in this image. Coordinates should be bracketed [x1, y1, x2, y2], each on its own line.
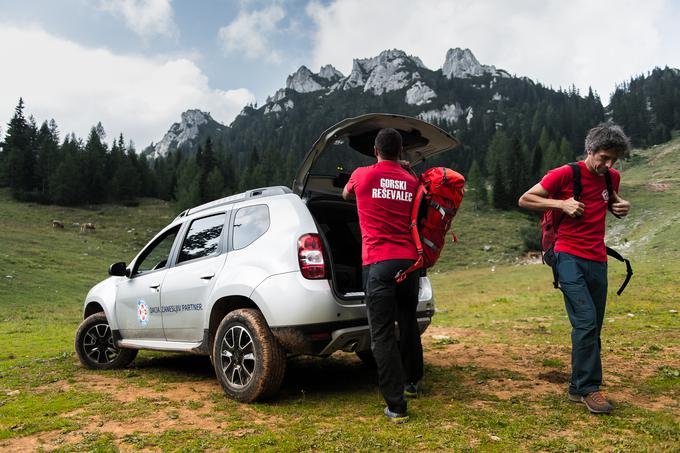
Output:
[398, 159, 411, 169]
[561, 197, 585, 218]
[611, 192, 630, 217]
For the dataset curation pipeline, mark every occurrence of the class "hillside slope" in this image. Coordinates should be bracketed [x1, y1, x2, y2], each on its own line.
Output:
[607, 135, 680, 260]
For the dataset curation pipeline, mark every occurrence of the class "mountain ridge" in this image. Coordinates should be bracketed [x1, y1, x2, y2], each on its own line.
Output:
[147, 47, 507, 158]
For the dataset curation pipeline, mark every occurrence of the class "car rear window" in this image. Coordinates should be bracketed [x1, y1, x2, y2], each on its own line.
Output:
[232, 205, 270, 250]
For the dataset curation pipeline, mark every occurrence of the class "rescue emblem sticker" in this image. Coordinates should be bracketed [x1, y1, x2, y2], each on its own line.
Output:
[137, 299, 149, 326]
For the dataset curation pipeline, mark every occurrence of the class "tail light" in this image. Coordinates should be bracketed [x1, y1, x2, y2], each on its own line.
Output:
[298, 234, 326, 279]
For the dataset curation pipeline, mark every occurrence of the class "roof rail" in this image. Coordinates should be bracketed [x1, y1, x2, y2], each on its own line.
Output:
[175, 186, 292, 220]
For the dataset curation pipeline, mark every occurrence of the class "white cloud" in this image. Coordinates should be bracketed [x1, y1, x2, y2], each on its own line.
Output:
[306, 0, 680, 101]
[218, 5, 286, 63]
[0, 25, 255, 147]
[99, 0, 178, 39]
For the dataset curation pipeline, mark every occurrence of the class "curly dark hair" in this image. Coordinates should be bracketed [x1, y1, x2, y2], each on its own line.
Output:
[585, 122, 631, 157]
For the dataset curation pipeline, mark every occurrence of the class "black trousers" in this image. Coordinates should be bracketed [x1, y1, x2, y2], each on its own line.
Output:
[363, 259, 423, 413]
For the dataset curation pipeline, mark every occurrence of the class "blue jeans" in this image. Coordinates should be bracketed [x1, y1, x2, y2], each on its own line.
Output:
[556, 252, 608, 395]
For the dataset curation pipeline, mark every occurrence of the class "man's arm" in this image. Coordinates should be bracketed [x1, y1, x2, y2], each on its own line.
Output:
[518, 183, 585, 217]
[341, 187, 355, 201]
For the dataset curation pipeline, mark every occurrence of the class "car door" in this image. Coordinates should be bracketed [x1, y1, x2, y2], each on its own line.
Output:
[161, 212, 228, 342]
[115, 225, 181, 340]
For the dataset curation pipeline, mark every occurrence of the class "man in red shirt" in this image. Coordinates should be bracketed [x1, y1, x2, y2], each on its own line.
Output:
[519, 123, 631, 414]
[342, 128, 421, 423]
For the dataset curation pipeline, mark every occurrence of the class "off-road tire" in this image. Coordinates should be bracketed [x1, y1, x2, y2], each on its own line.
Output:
[75, 312, 137, 369]
[212, 309, 286, 403]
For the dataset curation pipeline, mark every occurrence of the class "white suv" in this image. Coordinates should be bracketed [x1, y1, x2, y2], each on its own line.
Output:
[75, 113, 458, 402]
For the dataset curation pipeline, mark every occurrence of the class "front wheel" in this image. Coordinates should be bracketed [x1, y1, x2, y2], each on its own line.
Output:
[75, 312, 137, 369]
[212, 309, 286, 402]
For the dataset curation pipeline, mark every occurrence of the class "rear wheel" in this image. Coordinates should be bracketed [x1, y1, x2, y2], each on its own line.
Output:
[75, 312, 137, 369]
[212, 309, 286, 402]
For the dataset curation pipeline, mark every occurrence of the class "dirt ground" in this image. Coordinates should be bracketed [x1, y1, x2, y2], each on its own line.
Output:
[4, 326, 679, 452]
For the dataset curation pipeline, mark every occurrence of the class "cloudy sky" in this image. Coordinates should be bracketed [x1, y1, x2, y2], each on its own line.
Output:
[1, 0, 679, 148]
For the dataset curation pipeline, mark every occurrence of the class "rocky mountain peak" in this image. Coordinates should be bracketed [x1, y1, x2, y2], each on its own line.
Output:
[318, 64, 344, 82]
[149, 109, 223, 159]
[180, 109, 212, 127]
[338, 49, 426, 95]
[442, 47, 500, 79]
[286, 65, 325, 93]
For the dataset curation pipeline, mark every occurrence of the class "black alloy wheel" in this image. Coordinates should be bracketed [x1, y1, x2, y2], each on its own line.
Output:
[75, 312, 137, 369]
[212, 309, 286, 403]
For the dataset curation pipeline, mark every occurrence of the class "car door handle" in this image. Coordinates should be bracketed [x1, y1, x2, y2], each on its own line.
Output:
[149, 283, 161, 289]
[200, 273, 215, 280]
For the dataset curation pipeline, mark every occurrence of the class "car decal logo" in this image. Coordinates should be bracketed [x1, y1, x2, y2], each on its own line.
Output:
[137, 299, 149, 326]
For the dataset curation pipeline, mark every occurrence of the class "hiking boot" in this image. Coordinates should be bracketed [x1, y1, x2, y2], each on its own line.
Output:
[582, 391, 613, 414]
[568, 392, 582, 403]
[404, 383, 418, 399]
[384, 406, 409, 424]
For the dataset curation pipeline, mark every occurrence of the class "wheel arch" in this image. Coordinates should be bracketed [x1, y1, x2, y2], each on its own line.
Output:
[84, 301, 105, 318]
[208, 296, 260, 352]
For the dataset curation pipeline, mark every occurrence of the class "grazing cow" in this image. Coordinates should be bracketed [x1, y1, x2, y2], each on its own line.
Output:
[52, 220, 64, 229]
[80, 222, 96, 234]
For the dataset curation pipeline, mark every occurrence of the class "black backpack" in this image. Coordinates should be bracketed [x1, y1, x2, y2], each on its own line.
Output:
[543, 163, 633, 295]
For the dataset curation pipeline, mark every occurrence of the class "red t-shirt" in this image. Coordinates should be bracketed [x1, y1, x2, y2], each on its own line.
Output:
[540, 161, 620, 262]
[345, 160, 419, 265]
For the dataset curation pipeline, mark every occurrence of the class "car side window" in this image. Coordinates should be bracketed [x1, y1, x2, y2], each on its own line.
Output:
[177, 213, 226, 264]
[233, 205, 270, 250]
[135, 226, 180, 275]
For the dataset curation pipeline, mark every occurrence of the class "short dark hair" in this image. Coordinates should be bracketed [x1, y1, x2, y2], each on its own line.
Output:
[374, 128, 402, 160]
[585, 122, 631, 158]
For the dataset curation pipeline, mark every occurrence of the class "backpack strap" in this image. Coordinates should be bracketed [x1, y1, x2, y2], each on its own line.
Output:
[604, 170, 622, 219]
[569, 163, 582, 201]
[551, 260, 560, 290]
[395, 184, 426, 283]
[606, 246, 633, 295]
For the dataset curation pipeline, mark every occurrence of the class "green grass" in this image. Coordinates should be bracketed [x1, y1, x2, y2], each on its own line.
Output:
[0, 138, 679, 451]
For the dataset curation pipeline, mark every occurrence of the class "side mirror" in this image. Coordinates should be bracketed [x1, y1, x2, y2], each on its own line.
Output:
[108, 262, 127, 276]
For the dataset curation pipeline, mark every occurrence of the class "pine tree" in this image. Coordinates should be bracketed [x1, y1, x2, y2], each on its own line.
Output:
[49, 136, 85, 205]
[175, 156, 201, 211]
[204, 167, 225, 201]
[542, 140, 559, 174]
[492, 161, 510, 209]
[466, 160, 487, 209]
[530, 143, 543, 182]
[4, 98, 36, 194]
[35, 120, 59, 196]
[0, 125, 6, 186]
[558, 137, 574, 165]
[505, 135, 525, 202]
[83, 125, 108, 203]
[485, 129, 509, 175]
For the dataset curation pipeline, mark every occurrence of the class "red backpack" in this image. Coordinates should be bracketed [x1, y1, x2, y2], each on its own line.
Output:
[396, 167, 465, 283]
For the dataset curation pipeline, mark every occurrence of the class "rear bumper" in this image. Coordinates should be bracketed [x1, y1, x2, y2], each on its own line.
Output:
[271, 313, 433, 356]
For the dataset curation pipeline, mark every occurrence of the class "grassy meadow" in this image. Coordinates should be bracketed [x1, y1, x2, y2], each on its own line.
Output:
[0, 139, 678, 451]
